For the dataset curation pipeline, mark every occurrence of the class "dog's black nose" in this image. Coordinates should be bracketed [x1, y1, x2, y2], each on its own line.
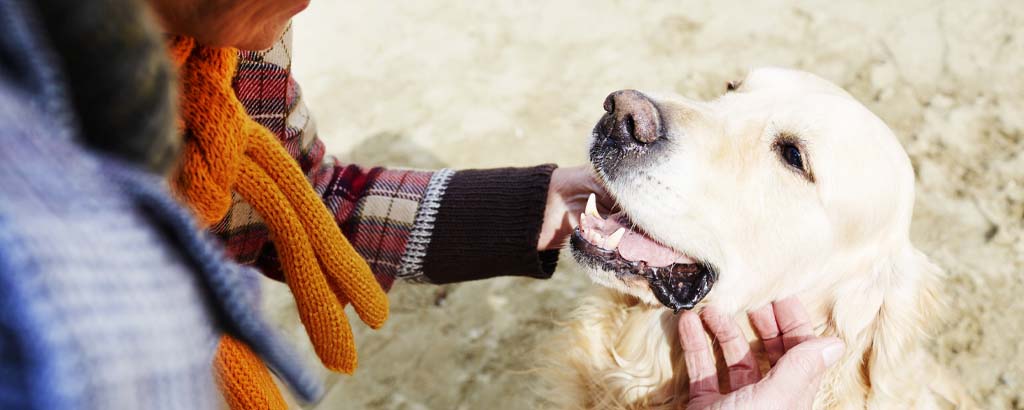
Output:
[601, 90, 662, 145]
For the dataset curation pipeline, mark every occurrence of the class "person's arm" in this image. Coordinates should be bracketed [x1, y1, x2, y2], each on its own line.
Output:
[303, 159, 560, 290]
[212, 33, 560, 290]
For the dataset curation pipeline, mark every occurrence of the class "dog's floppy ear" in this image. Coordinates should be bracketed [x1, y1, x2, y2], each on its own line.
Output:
[861, 244, 942, 406]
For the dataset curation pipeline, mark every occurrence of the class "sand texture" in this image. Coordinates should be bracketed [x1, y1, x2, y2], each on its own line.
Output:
[260, 1, 1024, 408]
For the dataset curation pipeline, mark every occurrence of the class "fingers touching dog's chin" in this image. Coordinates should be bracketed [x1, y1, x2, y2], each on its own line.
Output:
[569, 229, 716, 312]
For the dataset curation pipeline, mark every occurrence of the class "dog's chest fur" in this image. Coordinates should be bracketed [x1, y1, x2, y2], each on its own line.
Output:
[547, 289, 965, 410]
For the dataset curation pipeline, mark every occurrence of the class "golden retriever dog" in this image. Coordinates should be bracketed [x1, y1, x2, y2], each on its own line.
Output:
[552, 68, 968, 409]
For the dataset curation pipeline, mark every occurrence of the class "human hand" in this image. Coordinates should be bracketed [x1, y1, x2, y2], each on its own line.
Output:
[538, 166, 615, 251]
[678, 297, 845, 410]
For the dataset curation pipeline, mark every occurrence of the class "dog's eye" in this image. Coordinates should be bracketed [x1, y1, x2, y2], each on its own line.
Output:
[779, 143, 804, 171]
[774, 139, 813, 182]
[770, 135, 811, 181]
[774, 137, 815, 181]
[726, 80, 742, 92]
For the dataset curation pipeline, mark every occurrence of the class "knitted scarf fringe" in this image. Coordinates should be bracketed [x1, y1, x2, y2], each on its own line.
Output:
[168, 36, 388, 408]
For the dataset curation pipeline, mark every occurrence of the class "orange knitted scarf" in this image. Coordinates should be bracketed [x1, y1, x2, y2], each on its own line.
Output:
[168, 37, 388, 407]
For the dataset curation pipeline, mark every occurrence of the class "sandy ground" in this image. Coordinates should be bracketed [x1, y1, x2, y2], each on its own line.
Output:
[260, 1, 1024, 408]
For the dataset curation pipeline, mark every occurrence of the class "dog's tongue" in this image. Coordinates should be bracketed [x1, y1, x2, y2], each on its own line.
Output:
[601, 212, 695, 267]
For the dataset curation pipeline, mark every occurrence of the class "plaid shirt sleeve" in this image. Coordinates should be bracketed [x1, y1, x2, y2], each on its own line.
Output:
[211, 27, 559, 289]
[208, 28, 451, 291]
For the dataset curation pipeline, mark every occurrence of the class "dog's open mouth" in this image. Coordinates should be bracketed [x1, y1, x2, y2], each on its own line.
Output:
[570, 194, 716, 312]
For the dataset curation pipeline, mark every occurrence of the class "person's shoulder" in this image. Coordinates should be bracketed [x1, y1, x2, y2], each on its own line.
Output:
[0, 80, 50, 130]
[0, 73, 84, 156]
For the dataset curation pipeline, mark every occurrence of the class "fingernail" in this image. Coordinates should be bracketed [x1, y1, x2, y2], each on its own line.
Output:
[821, 339, 845, 367]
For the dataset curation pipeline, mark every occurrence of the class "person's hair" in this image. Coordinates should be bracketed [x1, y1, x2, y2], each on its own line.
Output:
[32, 0, 180, 174]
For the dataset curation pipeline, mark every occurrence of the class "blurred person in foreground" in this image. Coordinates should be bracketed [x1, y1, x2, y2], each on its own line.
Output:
[0, 0, 841, 409]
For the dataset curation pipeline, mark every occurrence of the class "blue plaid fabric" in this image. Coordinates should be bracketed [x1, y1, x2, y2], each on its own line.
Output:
[0, 85, 220, 410]
[108, 164, 322, 405]
[0, 0, 320, 408]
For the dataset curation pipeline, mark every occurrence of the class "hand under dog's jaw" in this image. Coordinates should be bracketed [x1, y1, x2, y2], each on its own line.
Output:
[571, 194, 717, 312]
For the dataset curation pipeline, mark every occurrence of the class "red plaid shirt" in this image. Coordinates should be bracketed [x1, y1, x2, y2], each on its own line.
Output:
[209, 29, 450, 290]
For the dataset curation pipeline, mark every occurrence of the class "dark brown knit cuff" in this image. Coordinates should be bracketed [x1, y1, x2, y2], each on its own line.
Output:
[421, 164, 559, 284]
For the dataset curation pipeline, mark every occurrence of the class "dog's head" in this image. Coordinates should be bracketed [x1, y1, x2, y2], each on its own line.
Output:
[568, 67, 948, 406]
[572, 67, 933, 317]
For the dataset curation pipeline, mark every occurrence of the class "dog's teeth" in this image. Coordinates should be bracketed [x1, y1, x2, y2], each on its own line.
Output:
[586, 193, 600, 218]
[593, 232, 604, 247]
[579, 213, 588, 231]
[604, 228, 626, 250]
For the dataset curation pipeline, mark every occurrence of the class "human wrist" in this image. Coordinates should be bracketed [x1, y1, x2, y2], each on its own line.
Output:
[538, 166, 611, 251]
[538, 167, 572, 251]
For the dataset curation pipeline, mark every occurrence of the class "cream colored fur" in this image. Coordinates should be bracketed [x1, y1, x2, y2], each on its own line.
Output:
[552, 68, 970, 409]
